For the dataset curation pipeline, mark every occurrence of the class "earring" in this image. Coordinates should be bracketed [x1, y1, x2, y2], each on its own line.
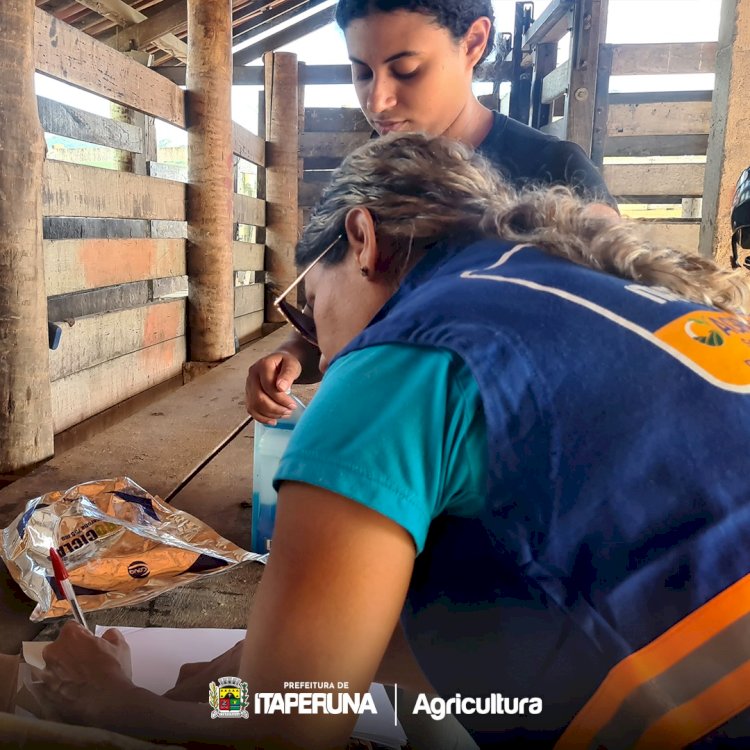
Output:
[360, 267, 369, 277]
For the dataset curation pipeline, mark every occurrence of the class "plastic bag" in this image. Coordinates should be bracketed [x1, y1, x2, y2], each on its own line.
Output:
[0, 477, 263, 621]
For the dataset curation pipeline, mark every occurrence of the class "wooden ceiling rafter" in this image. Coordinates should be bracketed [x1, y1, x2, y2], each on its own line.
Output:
[231, 0, 330, 50]
[233, 3, 335, 64]
[35, 0, 340, 67]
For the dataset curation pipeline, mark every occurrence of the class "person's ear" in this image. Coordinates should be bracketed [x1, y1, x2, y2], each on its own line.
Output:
[463, 17, 492, 70]
[344, 207, 379, 278]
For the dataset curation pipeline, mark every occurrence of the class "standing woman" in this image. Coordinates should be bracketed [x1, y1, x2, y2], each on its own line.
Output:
[245, 0, 618, 422]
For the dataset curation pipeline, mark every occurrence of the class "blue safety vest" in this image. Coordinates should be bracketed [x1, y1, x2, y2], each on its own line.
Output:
[333, 238, 750, 747]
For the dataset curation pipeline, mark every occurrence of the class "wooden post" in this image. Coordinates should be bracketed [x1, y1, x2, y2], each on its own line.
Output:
[565, 0, 609, 154]
[699, 0, 750, 266]
[0, 0, 54, 471]
[263, 51, 299, 322]
[186, 0, 235, 361]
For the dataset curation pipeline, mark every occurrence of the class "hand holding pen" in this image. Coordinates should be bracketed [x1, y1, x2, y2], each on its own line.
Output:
[50, 546, 90, 632]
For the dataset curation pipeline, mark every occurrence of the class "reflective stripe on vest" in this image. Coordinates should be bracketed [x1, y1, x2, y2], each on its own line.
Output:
[555, 573, 750, 750]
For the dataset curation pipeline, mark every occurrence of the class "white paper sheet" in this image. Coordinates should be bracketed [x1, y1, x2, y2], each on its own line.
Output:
[95, 625, 407, 748]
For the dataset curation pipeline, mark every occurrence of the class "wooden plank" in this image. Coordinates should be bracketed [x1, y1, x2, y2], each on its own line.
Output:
[42, 161, 186, 220]
[636, 220, 701, 253]
[304, 108, 371, 133]
[611, 42, 717, 76]
[607, 101, 712, 137]
[148, 162, 187, 182]
[233, 194, 266, 227]
[51, 337, 187, 433]
[233, 241, 264, 271]
[603, 163, 706, 198]
[49, 300, 185, 381]
[45, 238, 186, 297]
[43, 217, 150, 240]
[541, 61, 569, 104]
[235, 310, 264, 344]
[608, 90, 713, 106]
[234, 283, 264, 318]
[47, 280, 150, 320]
[232, 122, 265, 166]
[34, 8, 186, 128]
[38, 96, 142, 152]
[604, 134, 710, 157]
[300, 131, 371, 159]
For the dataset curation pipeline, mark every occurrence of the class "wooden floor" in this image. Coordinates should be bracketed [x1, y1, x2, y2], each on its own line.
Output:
[0, 327, 318, 652]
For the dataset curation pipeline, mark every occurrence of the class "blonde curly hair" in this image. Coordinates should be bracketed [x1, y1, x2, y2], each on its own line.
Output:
[297, 132, 750, 314]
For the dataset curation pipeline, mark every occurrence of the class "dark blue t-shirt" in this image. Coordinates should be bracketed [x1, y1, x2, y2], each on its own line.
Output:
[478, 112, 617, 208]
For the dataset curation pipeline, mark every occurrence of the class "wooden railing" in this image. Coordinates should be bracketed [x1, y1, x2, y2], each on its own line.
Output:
[33, 8, 268, 433]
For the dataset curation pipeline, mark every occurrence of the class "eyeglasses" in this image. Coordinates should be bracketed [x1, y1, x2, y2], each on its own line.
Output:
[273, 235, 342, 347]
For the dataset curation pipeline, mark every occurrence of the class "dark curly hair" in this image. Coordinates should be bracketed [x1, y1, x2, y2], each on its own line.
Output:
[335, 0, 496, 66]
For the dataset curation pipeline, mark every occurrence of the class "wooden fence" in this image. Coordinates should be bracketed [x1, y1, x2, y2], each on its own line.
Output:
[34, 8, 267, 434]
[539, 40, 716, 251]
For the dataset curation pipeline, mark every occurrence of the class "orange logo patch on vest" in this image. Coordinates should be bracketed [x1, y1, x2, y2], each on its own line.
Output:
[654, 312, 750, 387]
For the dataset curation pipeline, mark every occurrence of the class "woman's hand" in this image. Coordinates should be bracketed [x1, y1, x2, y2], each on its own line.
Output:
[163, 640, 243, 702]
[32, 622, 140, 731]
[245, 350, 303, 424]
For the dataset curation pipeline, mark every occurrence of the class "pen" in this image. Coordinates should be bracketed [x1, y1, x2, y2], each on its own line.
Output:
[49, 546, 90, 631]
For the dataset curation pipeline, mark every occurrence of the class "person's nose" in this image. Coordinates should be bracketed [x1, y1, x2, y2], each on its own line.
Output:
[366, 74, 397, 114]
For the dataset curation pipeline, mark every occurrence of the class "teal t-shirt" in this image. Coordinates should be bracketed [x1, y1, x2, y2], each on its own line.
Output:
[274, 344, 488, 553]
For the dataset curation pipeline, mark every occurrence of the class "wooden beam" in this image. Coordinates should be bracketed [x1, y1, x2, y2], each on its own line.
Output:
[234, 6, 335, 65]
[45, 238, 186, 297]
[0, 0, 54, 471]
[611, 42, 718, 76]
[49, 300, 186, 382]
[109, 0, 186, 52]
[607, 101, 711, 137]
[604, 134, 710, 157]
[35, 8, 185, 127]
[637, 220, 701, 253]
[38, 96, 143, 152]
[72, 0, 188, 62]
[700, 0, 748, 266]
[234, 283, 264, 317]
[42, 161, 186, 220]
[541, 61, 569, 104]
[233, 194, 266, 227]
[232, 122, 265, 166]
[264, 51, 299, 321]
[186, 0, 235, 362]
[51, 337, 187, 433]
[604, 163, 706, 199]
[233, 241, 265, 271]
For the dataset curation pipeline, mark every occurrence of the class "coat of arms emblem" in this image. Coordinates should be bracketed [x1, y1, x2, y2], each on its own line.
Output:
[209, 676, 250, 719]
